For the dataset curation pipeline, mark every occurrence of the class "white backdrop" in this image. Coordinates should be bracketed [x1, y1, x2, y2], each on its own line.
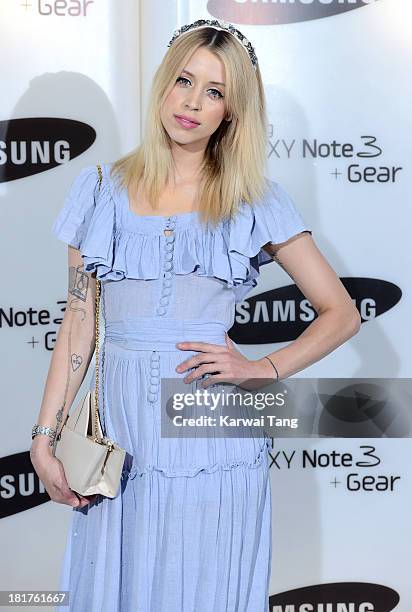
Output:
[0, 0, 410, 610]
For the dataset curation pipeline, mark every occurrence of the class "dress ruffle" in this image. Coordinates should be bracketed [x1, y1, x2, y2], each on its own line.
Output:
[51, 164, 311, 301]
[121, 436, 274, 480]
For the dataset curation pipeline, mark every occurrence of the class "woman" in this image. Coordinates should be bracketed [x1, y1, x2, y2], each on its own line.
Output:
[30, 19, 361, 612]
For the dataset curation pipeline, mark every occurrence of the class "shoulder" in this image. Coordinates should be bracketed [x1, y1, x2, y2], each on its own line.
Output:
[51, 163, 114, 249]
[64, 162, 117, 196]
[251, 177, 301, 214]
[67, 164, 101, 194]
[229, 176, 312, 256]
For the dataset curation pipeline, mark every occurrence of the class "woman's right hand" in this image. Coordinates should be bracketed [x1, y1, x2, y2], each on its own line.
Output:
[30, 436, 97, 508]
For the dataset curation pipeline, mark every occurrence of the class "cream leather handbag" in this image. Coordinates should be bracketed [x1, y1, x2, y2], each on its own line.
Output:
[54, 164, 126, 499]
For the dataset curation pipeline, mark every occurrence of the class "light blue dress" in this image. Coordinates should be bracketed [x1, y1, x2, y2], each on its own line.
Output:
[51, 162, 311, 612]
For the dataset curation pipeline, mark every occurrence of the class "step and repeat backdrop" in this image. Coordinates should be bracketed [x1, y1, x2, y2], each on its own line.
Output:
[1, 0, 411, 610]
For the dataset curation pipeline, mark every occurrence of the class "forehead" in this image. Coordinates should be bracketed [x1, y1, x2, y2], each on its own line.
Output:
[183, 47, 226, 81]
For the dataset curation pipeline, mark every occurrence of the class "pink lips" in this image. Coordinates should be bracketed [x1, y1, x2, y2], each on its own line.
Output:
[174, 115, 200, 129]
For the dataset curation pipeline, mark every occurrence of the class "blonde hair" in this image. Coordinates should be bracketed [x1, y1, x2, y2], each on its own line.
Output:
[110, 26, 269, 227]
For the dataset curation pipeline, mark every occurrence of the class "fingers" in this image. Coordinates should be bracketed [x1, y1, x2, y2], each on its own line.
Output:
[52, 484, 97, 508]
[176, 346, 228, 373]
[176, 341, 226, 353]
[74, 493, 97, 507]
[55, 459, 97, 507]
[176, 356, 216, 374]
[66, 493, 96, 508]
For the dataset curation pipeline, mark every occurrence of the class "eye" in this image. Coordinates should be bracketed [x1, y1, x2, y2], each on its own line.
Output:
[175, 76, 224, 100]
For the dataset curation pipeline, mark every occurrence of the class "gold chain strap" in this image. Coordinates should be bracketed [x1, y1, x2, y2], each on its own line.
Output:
[94, 164, 103, 444]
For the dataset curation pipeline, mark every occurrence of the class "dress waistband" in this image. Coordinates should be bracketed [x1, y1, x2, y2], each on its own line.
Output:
[104, 318, 228, 351]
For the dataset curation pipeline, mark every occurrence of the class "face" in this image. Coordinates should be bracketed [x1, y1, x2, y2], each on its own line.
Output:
[160, 47, 228, 151]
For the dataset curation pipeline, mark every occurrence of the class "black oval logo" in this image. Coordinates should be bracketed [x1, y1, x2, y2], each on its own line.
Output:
[0, 117, 96, 182]
[230, 277, 401, 344]
[270, 582, 399, 611]
[0, 451, 50, 518]
[208, 0, 379, 25]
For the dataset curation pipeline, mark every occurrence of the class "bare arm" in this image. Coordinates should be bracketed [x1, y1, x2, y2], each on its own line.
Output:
[257, 232, 361, 379]
[30, 245, 96, 458]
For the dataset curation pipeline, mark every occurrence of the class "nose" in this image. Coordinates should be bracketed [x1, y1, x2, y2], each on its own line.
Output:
[184, 87, 202, 111]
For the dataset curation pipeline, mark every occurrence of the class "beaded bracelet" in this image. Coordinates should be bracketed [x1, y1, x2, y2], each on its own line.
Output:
[31, 424, 56, 442]
[263, 356, 280, 382]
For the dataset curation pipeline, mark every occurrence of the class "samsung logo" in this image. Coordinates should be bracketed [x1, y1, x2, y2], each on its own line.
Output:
[234, 0, 377, 3]
[231, 278, 401, 344]
[0, 118, 96, 182]
[0, 451, 50, 519]
[270, 582, 399, 612]
[208, 0, 380, 25]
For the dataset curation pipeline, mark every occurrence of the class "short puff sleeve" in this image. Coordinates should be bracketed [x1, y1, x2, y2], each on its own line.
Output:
[230, 178, 312, 268]
[51, 165, 101, 249]
[228, 179, 312, 302]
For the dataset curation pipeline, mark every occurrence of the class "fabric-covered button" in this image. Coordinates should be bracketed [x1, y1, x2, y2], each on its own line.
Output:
[164, 271, 172, 279]
[159, 296, 169, 305]
[156, 306, 167, 315]
[149, 384, 159, 393]
[164, 252, 173, 261]
[164, 243, 174, 252]
[148, 392, 157, 402]
[150, 376, 159, 385]
[161, 288, 171, 296]
[163, 279, 172, 288]
[163, 262, 173, 271]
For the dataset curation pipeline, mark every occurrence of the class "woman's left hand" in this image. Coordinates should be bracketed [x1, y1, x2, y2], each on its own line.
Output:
[175, 332, 277, 390]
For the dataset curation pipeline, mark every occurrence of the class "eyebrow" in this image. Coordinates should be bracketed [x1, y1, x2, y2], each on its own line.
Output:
[181, 69, 226, 87]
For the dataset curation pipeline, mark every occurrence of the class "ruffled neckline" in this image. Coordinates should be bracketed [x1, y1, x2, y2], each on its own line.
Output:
[52, 162, 311, 303]
[107, 163, 207, 234]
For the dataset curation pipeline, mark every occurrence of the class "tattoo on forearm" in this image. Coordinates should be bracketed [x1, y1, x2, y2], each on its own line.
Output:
[52, 265, 89, 455]
[68, 264, 91, 320]
[69, 264, 89, 302]
[68, 296, 86, 320]
[71, 353, 83, 371]
[52, 314, 77, 455]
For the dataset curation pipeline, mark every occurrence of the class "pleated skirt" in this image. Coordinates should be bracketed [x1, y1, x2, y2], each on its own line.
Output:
[56, 342, 273, 612]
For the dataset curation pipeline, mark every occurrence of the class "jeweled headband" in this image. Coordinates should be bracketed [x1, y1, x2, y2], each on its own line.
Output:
[167, 18, 258, 71]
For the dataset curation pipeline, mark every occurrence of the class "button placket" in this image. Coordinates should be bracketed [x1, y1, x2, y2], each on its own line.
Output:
[156, 216, 176, 318]
[148, 351, 160, 403]
[149, 216, 176, 403]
